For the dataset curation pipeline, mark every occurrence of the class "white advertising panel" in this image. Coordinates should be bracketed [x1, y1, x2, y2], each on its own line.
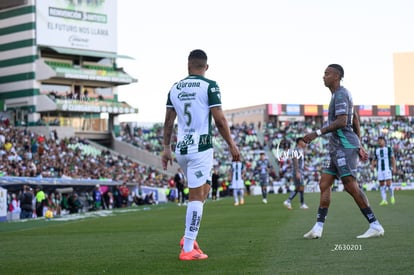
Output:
[36, 0, 117, 52]
[0, 187, 7, 222]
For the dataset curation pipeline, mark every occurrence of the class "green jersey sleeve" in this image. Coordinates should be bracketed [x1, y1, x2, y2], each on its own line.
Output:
[208, 82, 222, 107]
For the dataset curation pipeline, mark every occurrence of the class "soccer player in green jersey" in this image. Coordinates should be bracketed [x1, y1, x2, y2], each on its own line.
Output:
[372, 136, 397, 205]
[230, 160, 246, 206]
[162, 49, 240, 260]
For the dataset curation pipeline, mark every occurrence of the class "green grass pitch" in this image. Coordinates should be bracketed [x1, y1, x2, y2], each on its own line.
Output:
[1, 190, 413, 274]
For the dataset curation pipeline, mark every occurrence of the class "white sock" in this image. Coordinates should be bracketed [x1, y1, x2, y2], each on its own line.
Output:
[233, 190, 239, 203]
[388, 185, 394, 197]
[380, 185, 387, 201]
[183, 237, 194, 253]
[183, 201, 203, 252]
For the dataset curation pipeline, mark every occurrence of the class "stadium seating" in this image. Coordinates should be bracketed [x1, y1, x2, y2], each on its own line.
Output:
[118, 118, 414, 191]
[3, 117, 412, 218]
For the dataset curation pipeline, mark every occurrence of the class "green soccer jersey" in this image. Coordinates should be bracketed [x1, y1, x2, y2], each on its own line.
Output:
[166, 75, 221, 155]
[374, 146, 394, 172]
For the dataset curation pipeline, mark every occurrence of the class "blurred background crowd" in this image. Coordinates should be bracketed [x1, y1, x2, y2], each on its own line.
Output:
[3, 117, 413, 220]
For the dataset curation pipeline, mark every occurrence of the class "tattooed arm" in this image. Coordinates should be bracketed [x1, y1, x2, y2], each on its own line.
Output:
[352, 108, 361, 139]
[352, 109, 368, 161]
[162, 107, 177, 170]
[303, 114, 346, 144]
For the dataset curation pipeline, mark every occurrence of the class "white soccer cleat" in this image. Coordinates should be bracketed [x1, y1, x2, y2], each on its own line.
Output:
[357, 225, 385, 239]
[262, 198, 268, 204]
[300, 204, 309, 209]
[303, 226, 323, 239]
[283, 200, 292, 210]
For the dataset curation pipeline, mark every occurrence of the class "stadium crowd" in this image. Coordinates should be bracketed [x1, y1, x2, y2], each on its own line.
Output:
[264, 117, 414, 189]
[1, 120, 166, 219]
[0, 122, 158, 182]
[118, 117, 414, 191]
[3, 116, 413, 220]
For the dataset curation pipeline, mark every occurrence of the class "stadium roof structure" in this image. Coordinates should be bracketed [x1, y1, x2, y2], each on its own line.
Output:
[39, 59, 137, 85]
[47, 46, 134, 60]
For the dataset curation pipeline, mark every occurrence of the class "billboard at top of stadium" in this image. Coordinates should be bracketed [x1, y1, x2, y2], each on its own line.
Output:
[36, 0, 117, 53]
[286, 104, 300, 115]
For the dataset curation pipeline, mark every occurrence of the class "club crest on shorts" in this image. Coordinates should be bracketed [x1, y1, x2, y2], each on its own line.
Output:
[195, 171, 203, 178]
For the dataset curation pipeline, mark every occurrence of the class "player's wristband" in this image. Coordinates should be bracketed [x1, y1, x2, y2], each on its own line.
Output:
[316, 129, 322, 136]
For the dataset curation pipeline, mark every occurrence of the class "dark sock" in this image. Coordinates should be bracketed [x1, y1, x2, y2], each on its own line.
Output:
[317, 207, 328, 223]
[360, 207, 377, 223]
[299, 191, 304, 204]
[288, 191, 297, 201]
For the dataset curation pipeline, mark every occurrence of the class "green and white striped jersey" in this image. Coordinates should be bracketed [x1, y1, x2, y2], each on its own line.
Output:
[231, 161, 245, 189]
[166, 75, 221, 155]
[374, 146, 394, 172]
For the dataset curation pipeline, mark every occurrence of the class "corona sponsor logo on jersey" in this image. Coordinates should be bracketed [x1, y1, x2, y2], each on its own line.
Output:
[176, 81, 201, 90]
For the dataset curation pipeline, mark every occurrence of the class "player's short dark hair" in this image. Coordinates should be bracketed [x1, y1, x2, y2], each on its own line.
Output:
[378, 136, 386, 141]
[328, 64, 344, 79]
[296, 137, 304, 144]
[188, 49, 207, 61]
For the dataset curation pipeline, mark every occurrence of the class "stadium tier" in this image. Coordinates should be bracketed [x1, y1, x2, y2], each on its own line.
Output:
[1, 115, 413, 221]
